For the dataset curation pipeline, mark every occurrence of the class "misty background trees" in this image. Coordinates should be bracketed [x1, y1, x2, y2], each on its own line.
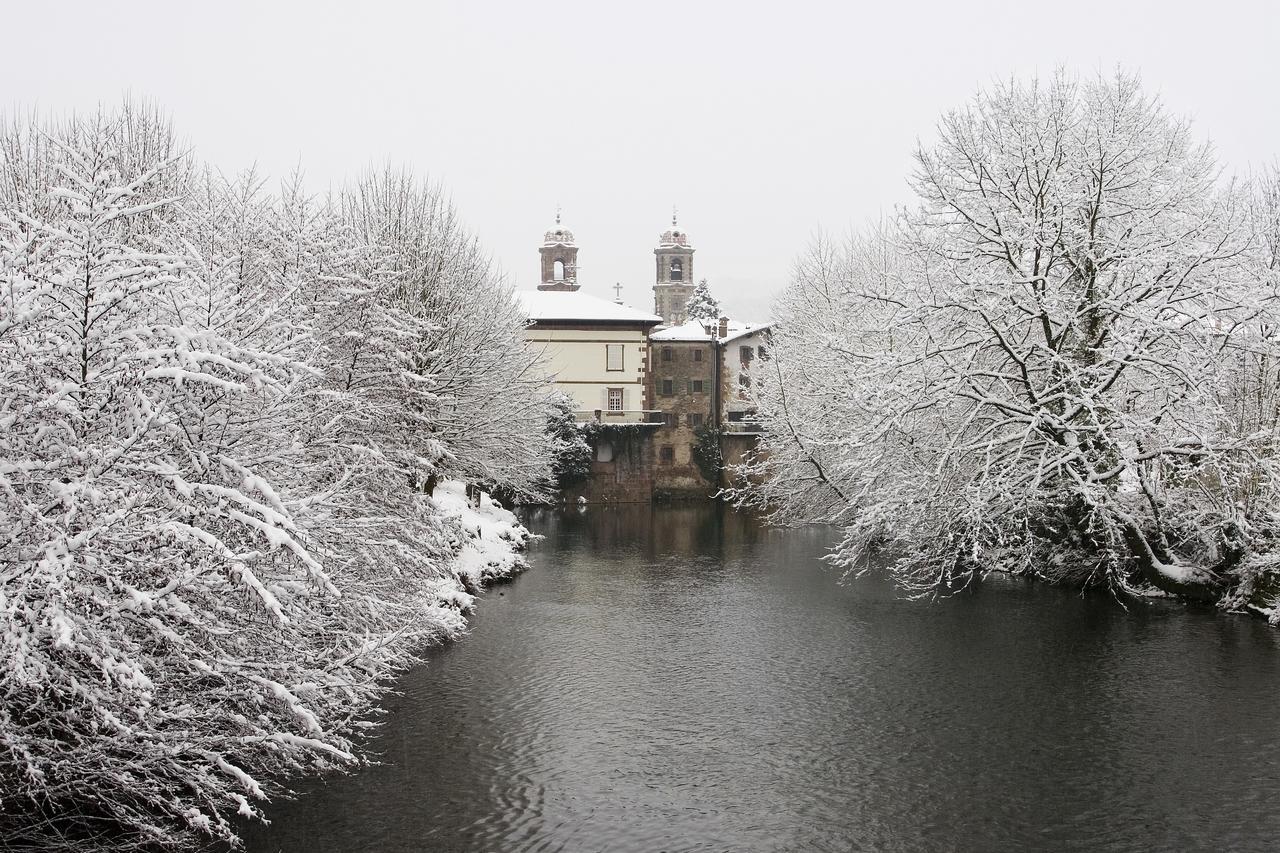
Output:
[738, 71, 1280, 615]
[0, 103, 555, 851]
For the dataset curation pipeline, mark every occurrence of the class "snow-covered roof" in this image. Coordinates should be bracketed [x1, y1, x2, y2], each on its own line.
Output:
[515, 290, 662, 325]
[650, 318, 774, 343]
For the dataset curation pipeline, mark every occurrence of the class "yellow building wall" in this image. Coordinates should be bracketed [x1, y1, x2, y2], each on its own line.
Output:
[524, 327, 650, 416]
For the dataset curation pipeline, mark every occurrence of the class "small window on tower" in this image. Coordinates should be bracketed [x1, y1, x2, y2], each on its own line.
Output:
[553, 259, 565, 281]
[670, 258, 683, 281]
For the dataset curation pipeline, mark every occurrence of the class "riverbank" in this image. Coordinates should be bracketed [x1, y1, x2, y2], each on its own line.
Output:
[433, 480, 534, 600]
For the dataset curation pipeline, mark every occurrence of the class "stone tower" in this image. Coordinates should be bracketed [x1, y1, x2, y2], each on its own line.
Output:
[538, 211, 580, 292]
[653, 211, 695, 325]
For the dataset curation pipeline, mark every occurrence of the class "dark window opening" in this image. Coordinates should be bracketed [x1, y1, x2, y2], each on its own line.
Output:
[688, 413, 704, 428]
[670, 258, 683, 281]
[740, 345, 754, 363]
[661, 379, 674, 397]
[691, 379, 704, 393]
[693, 349, 703, 362]
[661, 346, 672, 362]
[660, 445, 675, 464]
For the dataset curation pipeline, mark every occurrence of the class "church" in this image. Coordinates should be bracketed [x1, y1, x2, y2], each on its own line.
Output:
[515, 213, 771, 501]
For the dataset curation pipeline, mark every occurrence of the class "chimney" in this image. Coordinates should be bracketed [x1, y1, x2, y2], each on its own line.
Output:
[718, 316, 729, 339]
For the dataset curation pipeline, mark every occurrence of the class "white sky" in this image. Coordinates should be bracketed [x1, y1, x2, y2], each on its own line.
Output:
[6, 0, 1278, 319]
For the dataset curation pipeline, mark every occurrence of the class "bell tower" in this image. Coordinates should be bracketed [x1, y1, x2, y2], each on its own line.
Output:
[538, 210, 580, 292]
[653, 209, 695, 325]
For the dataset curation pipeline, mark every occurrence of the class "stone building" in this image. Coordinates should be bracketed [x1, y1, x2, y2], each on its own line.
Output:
[515, 210, 774, 502]
[648, 324, 717, 497]
[649, 317, 774, 497]
[652, 214, 696, 326]
[538, 212, 579, 291]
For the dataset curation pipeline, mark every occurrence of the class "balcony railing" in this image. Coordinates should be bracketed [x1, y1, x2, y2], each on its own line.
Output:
[723, 421, 764, 434]
[578, 409, 666, 425]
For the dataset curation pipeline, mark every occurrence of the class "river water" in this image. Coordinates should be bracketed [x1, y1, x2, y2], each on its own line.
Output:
[243, 504, 1280, 852]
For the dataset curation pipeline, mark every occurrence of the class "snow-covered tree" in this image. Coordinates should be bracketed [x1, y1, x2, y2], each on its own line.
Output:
[737, 71, 1280, 612]
[0, 104, 552, 851]
[338, 166, 555, 497]
[685, 277, 720, 322]
[545, 391, 592, 491]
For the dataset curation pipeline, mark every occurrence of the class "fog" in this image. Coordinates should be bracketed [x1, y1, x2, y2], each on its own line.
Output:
[7, 0, 1277, 318]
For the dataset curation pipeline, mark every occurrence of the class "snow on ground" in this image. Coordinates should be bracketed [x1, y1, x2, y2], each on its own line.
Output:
[432, 480, 534, 606]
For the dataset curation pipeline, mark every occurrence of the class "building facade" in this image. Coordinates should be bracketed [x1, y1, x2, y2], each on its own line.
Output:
[648, 328, 717, 496]
[648, 318, 774, 497]
[516, 219, 662, 423]
[515, 211, 773, 502]
[719, 324, 773, 480]
[652, 215, 696, 326]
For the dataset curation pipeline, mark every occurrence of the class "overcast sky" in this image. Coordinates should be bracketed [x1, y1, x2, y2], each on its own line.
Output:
[6, 1, 1279, 319]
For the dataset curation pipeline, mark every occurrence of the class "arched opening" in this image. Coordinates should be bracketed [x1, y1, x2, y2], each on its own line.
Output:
[553, 259, 566, 281]
[669, 258, 684, 281]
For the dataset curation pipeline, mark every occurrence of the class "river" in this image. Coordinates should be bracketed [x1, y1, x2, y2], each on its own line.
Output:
[243, 503, 1280, 852]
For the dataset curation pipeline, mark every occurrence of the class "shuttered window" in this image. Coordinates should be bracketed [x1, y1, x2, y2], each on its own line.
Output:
[606, 344, 624, 372]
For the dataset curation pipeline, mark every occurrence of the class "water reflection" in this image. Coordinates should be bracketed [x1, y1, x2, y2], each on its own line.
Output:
[243, 504, 1280, 853]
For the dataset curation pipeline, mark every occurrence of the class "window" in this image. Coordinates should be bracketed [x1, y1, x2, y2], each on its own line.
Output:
[693, 349, 703, 362]
[606, 343, 624, 372]
[661, 346, 673, 363]
[607, 388, 624, 412]
[661, 379, 674, 397]
[740, 345, 754, 363]
[757, 345, 768, 360]
[688, 413, 704, 428]
[659, 445, 675, 464]
[727, 410, 745, 422]
[739, 373, 751, 388]
[670, 258, 683, 281]
[553, 259, 565, 281]
[664, 412, 678, 427]
[691, 379, 704, 393]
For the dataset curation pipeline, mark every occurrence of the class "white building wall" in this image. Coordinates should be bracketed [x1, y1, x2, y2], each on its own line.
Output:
[523, 327, 650, 419]
[723, 330, 769, 417]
